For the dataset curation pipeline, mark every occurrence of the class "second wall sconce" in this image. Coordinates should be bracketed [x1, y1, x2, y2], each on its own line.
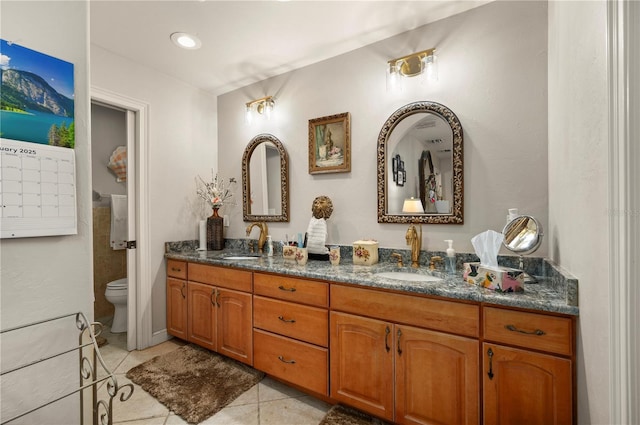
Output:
[386, 48, 438, 92]
[245, 96, 275, 124]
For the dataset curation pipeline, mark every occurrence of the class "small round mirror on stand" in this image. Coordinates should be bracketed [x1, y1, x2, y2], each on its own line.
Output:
[502, 215, 544, 283]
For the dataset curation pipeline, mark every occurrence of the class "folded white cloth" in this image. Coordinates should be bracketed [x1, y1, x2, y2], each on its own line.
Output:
[306, 217, 329, 254]
[110, 194, 128, 250]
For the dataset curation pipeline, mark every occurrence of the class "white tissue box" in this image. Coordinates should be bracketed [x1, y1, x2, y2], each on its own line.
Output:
[463, 262, 524, 293]
[352, 240, 378, 265]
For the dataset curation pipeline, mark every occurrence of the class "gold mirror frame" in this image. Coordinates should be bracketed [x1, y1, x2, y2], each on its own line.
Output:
[242, 133, 290, 222]
[377, 101, 464, 224]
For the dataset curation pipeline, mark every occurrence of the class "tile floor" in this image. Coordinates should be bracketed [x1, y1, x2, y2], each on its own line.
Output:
[96, 320, 331, 425]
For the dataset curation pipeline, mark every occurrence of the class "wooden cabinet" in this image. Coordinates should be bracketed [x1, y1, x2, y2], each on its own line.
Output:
[166, 261, 253, 365]
[217, 288, 253, 364]
[330, 285, 480, 424]
[187, 280, 216, 350]
[166, 258, 577, 424]
[253, 273, 329, 396]
[166, 277, 188, 340]
[482, 306, 575, 425]
[330, 312, 394, 420]
[166, 260, 188, 340]
[396, 325, 479, 425]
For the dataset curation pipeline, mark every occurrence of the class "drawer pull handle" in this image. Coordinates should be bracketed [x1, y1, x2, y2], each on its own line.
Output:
[505, 324, 546, 336]
[278, 355, 296, 364]
[385, 326, 391, 352]
[278, 316, 296, 323]
[215, 290, 221, 307]
[487, 348, 494, 380]
[171, 267, 182, 272]
[278, 285, 296, 292]
[180, 282, 186, 299]
[211, 289, 216, 306]
[397, 329, 403, 356]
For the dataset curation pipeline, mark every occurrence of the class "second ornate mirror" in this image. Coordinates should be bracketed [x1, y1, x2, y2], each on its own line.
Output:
[242, 133, 289, 222]
[377, 101, 464, 224]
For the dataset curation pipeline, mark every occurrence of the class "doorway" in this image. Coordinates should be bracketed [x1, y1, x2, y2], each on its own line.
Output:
[90, 102, 128, 345]
[91, 87, 151, 351]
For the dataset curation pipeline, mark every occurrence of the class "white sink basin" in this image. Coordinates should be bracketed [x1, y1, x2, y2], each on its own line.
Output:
[375, 271, 443, 283]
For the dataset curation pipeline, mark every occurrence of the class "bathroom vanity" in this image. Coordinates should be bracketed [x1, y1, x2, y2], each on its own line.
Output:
[165, 247, 577, 424]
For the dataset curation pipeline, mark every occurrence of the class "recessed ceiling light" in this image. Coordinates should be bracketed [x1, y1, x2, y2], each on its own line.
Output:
[170, 32, 201, 50]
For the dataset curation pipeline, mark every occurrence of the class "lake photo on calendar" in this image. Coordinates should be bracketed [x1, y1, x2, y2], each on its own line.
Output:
[0, 39, 75, 148]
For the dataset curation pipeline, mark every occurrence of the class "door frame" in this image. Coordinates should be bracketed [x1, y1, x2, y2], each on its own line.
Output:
[91, 86, 151, 350]
[607, 1, 640, 423]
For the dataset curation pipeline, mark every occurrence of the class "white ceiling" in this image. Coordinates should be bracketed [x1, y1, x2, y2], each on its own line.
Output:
[90, 0, 489, 96]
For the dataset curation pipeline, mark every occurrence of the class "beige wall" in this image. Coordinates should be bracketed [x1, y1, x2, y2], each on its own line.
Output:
[0, 1, 92, 422]
[90, 46, 218, 334]
[548, 1, 610, 423]
[218, 1, 549, 255]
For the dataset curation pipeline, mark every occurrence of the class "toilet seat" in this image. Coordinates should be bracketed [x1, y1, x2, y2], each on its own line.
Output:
[107, 278, 127, 290]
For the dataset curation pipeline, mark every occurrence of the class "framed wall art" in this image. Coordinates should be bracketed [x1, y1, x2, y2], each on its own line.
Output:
[308, 112, 351, 174]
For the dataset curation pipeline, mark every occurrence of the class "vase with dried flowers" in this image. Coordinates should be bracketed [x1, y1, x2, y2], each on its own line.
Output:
[196, 171, 236, 250]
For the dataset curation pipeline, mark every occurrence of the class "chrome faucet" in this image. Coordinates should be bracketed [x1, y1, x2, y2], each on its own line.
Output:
[246, 222, 268, 253]
[405, 224, 422, 268]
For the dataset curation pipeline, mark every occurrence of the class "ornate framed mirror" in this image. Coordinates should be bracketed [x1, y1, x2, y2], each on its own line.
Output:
[377, 101, 463, 224]
[242, 133, 289, 222]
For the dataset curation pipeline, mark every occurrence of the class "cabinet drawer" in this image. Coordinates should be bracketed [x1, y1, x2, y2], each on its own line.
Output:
[254, 296, 328, 347]
[188, 263, 252, 292]
[254, 273, 328, 307]
[253, 329, 328, 396]
[167, 260, 187, 279]
[331, 284, 479, 338]
[483, 307, 573, 356]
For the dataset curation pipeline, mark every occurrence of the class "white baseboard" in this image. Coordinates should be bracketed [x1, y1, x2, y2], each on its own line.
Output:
[151, 329, 171, 346]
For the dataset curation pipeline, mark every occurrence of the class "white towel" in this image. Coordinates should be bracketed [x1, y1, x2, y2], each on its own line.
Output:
[110, 195, 128, 250]
[306, 217, 329, 254]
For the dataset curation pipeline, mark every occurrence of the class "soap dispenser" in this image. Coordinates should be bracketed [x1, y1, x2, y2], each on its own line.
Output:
[444, 240, 456, 275]
[266, 235, 273, 257]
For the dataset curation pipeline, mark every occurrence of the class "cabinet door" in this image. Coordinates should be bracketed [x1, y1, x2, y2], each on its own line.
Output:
[395, 325, 479, 425]
[330, 312, 394, 421]
[166, 277, 188, 339]
[187, 281, 217, 351]
[483, 343, 572, 425]
[217, 288, 253, 365]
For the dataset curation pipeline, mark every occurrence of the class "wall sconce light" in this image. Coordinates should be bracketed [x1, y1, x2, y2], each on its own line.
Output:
[386, 48, 438, 92]
[245, 96, 275, 124]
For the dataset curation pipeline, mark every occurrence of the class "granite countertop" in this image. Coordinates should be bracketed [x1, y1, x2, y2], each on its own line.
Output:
[166, 242, 579, 316]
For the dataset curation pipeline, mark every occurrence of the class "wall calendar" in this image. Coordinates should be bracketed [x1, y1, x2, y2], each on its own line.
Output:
[1, 39, 77, 238]
[1, 138, 77, 238]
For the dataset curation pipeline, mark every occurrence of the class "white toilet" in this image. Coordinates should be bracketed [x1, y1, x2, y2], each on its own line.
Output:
[105, 278, 128, 333]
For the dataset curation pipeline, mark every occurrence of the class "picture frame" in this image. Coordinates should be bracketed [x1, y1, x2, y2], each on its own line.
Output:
[308, 112, 351, 174]
[394, 155, 405, 186]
